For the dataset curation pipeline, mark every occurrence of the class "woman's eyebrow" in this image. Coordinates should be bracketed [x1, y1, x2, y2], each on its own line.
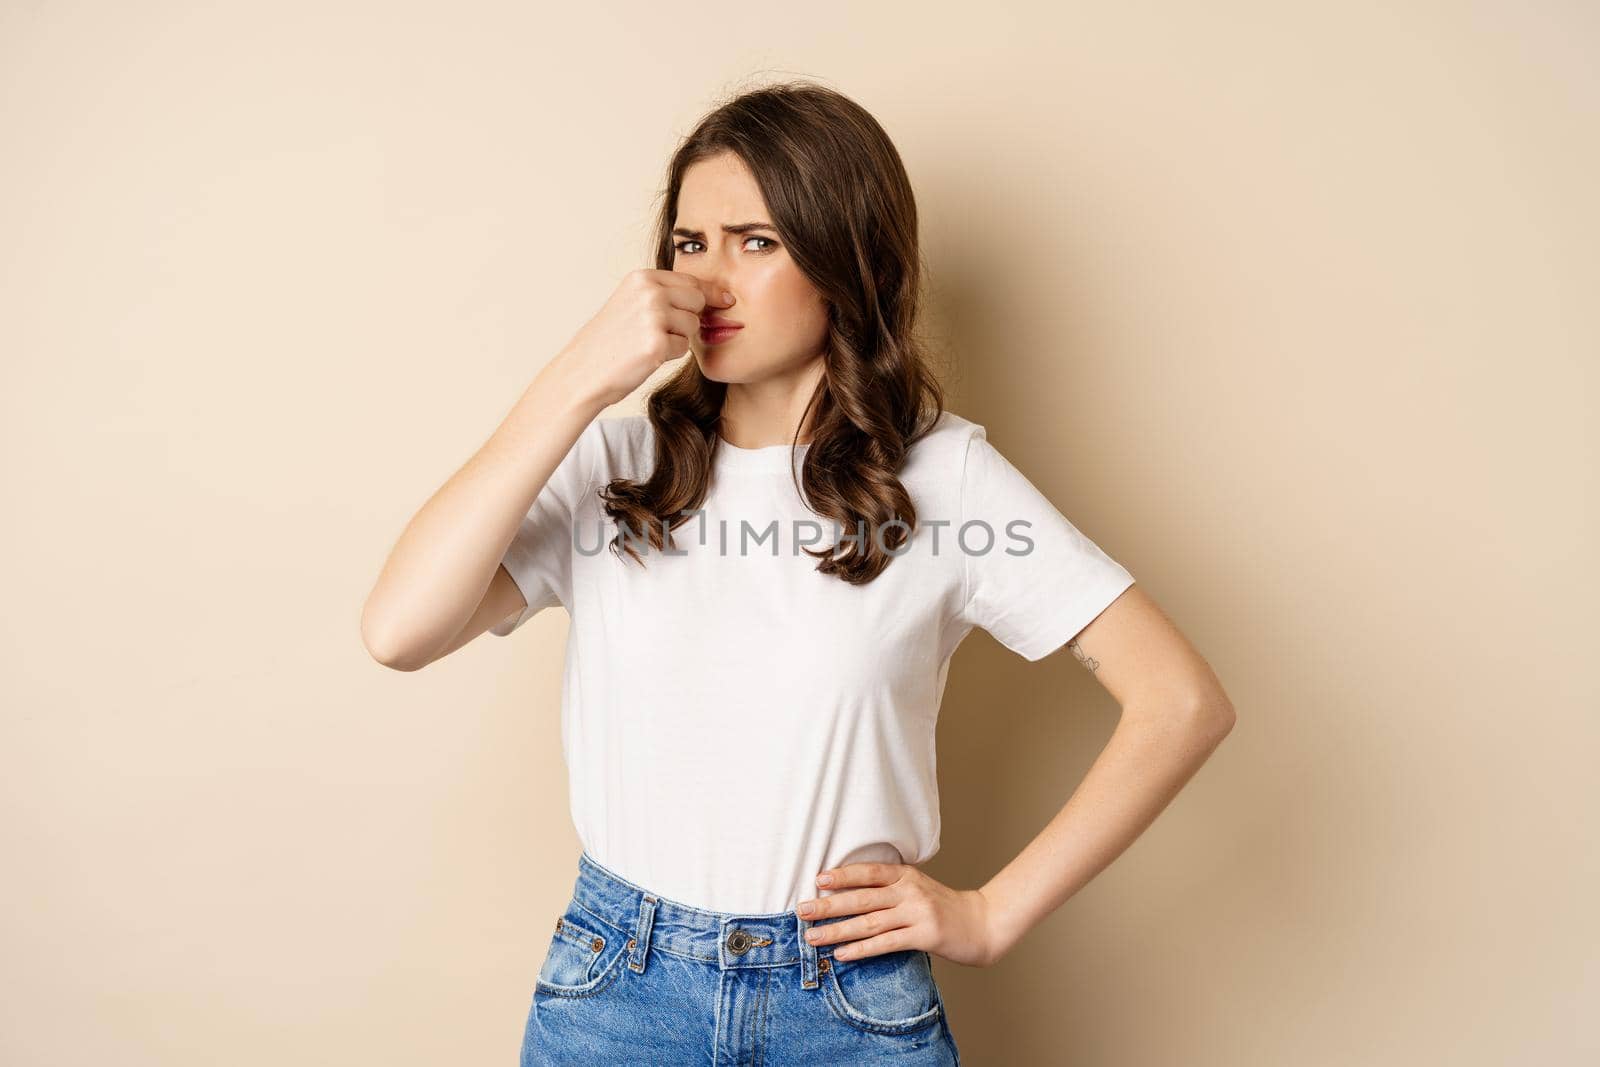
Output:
[670, 222, 777, 239]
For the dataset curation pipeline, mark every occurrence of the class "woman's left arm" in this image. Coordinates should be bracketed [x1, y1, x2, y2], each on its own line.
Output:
[798, 584, 1236, 967]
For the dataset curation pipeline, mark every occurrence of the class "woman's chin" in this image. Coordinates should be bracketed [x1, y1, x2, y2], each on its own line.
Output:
[693, 351, 752, 385]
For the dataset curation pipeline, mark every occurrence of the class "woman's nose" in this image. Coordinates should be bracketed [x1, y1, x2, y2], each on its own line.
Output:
[688, 259, 734, 306]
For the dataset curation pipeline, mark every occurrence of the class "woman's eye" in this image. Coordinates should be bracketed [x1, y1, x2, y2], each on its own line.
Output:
[672, 237, 779, 255]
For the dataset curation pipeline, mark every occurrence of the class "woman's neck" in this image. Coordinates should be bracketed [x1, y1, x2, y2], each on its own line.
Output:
[717, 362, 824, 448]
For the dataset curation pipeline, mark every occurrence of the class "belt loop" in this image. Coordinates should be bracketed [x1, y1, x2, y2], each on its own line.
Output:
[628, 894, 657, 974]
[797, 912, 819, 989]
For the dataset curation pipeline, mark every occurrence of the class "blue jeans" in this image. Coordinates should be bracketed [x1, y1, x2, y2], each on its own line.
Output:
[520, 851, 963, 1065]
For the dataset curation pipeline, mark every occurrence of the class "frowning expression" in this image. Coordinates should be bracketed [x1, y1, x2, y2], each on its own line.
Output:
[671, 151, 830, 384]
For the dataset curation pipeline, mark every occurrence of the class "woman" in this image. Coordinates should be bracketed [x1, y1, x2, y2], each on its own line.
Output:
[362, 81, 1236, 1066]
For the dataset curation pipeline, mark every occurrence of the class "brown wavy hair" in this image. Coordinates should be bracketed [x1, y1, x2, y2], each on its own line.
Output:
[599, 80, 947, 584]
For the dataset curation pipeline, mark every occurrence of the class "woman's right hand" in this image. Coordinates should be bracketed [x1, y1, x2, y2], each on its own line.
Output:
[554, 268, 722, 408]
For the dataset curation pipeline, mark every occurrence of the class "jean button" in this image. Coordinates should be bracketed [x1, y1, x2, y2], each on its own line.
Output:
[726, 929, 753, 955]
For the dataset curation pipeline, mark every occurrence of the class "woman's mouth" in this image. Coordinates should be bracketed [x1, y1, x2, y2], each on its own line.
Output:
[699, 323, 743, 345]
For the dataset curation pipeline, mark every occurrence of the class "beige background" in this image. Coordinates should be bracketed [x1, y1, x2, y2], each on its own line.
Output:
[3, 2, 1595, 1064]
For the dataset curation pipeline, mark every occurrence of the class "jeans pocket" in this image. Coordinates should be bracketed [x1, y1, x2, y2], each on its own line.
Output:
[534, 900, 630, 998]
[822, 947, 944, 1036]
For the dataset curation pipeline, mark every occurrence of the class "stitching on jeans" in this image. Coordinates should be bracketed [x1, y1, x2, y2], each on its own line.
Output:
[570, 898, 631, 940]
[753, 966, 771, 1067]
[569, 903, 821, 964]
[534, 943, 628, 1000]
[820, 970, 943, 1035]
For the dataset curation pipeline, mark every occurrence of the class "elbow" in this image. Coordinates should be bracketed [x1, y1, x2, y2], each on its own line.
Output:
[360, 606, 425, 673]
[1194, 693, 1237, 741]
[362, 628, 415, 673]
[372, 648, 425, 673]
[1120, 690, 1236, 741]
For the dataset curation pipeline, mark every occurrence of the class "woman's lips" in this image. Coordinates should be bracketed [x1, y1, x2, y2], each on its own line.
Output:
[699, 323, 743, 344]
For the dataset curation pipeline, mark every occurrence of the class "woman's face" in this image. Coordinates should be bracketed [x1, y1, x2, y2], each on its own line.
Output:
[671, 151, 830, 385]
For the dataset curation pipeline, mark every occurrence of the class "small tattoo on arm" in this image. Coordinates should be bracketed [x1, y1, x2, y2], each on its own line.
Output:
[1067, 639, 1099, 673]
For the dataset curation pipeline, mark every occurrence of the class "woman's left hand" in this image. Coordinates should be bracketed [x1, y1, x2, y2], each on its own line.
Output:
[796, 862, 1004, 968]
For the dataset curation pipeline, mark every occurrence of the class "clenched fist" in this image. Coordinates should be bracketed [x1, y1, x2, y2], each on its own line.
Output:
[553, 269, 727, 408]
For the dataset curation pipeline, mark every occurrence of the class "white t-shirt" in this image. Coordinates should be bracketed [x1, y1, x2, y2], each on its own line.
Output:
[492, 409, 1134, 913]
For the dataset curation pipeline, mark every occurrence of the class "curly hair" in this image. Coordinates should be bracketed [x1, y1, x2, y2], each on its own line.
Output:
[599, 79, 947, 585]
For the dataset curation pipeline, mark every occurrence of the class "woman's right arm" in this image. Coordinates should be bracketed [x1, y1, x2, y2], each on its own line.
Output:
[359, 268, 714, 671]
[359, 354, 608, 671]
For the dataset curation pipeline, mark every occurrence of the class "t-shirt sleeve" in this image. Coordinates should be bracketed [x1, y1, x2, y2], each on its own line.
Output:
[488, 419, 602, 637]
[956, 427, 1135, 662]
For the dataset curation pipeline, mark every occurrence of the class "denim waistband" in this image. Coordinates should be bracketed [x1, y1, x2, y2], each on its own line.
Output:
[568, 850, 848, 990]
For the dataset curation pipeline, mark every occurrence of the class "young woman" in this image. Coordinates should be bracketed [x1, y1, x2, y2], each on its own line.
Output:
[363, 81, 1235, 1066]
